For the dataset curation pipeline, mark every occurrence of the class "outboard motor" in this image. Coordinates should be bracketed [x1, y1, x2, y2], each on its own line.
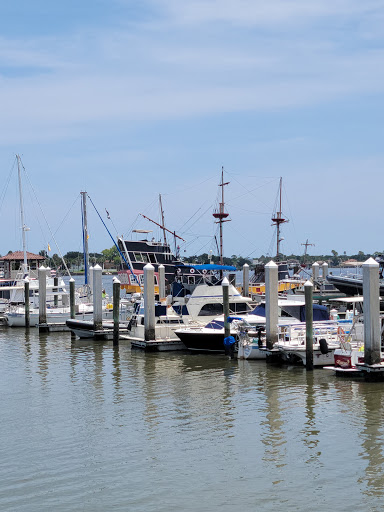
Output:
[224, 335, 236, 358]
[257, 327, 264, 348]
[319, 338, 329, 354]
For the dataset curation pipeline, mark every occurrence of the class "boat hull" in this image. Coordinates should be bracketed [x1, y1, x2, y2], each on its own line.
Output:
[277, 346, 338, 366]
[175, 331, 226, 353]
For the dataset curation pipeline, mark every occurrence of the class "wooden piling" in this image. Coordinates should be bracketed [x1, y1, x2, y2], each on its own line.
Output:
[222, 277, 230, 338]
[38, 265, 47, 326]
[304, 280, 314, 371]
[69, 278, 75, 319]
[54, 276, 58, 307]
[113, 277, 120, 346]
[322, 262, 329, 279]
[24, 278, 30, 329]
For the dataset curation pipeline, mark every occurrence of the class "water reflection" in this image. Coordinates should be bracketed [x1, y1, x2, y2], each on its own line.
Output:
[302, 371, 320, 459]
[359, 386, 384, 506]
[37, 332, 49, 386]
[261, 366, 287, 472]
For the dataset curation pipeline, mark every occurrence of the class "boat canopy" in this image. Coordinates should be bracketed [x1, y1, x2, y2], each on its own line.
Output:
[250, 303, 329, 321]
[178, 264, 237, 271]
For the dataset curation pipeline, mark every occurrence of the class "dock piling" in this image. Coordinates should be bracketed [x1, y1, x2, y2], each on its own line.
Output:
[69, 278, 75, 319]
[222, 277, 230, 338]
[242, 263, 249, 298]
[312, 262, 319, 284]
[158, 264, 166, 300]
[24, 278, 30, 329]
[144, 263, 155, 341]
[113, 277, 120, 346]
[265, 261, 278, 350]
[38, 265, 47, 328]
[363, 258, 381, 366]
[305, 280, 314, 371]
[92, 264, 103, 331]
[54, 276, 58, 307]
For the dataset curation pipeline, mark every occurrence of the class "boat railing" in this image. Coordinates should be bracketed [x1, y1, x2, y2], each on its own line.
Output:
[278, 321, 340, 346]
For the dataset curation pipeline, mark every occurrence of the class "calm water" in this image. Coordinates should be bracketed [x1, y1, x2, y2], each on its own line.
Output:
[1, 327, 384, 512]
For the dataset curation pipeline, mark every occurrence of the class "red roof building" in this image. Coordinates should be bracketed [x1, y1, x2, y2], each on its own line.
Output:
[0, 251, 45, 279]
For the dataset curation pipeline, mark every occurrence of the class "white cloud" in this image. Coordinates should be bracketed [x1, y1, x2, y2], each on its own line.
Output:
[0, 0, 383, 145]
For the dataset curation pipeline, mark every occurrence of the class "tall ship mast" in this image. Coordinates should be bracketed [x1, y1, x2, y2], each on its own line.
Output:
[212, 167, 230, 265]
[271, 177, 288, 262]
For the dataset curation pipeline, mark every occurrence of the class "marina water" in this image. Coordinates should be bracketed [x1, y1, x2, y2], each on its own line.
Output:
[1, 277, 384, 511]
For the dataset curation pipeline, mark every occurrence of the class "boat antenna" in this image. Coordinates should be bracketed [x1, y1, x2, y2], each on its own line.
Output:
[159, 194, 167, 245]
[212, 166, 230, 265]
[16, 154, 29, 276]
[271, 177, 288, 262]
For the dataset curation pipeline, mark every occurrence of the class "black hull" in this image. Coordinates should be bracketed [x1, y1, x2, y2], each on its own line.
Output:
[327, 275, 384, 303]
[176, 332, 226, 353]
[326, 275, 364, 296]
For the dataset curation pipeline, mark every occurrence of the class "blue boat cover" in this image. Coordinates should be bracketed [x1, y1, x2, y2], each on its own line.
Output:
[176, 264, 237, 271]
[204, 320, 225, 329]
[223, 336, 236, 346]
[250, 303, 329, 321]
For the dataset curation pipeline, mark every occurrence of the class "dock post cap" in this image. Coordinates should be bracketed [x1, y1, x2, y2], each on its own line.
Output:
[362, 257, 379, 268]
[222, 277, 229, 287]
[265, 260, 278, 268]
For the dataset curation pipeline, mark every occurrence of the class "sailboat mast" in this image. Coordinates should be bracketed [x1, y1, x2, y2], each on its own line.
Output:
[213, 166, 230, 265]
[219, 168, 224, 264]
[81, 191, 90, 286]
[16, 155, 28, 274]
[271, 177, 287, 262]
[159, 194, 167, 246]
[277, 178, 282, 261]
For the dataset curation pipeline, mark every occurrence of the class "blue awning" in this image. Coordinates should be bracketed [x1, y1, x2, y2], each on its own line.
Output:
[176, 264, 237, 271]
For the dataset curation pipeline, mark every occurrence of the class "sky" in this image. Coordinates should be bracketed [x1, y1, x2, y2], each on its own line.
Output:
[0, 0, 383, 262]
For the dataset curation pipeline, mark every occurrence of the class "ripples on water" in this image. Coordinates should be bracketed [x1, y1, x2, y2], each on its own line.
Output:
[1, 327, 384, 511]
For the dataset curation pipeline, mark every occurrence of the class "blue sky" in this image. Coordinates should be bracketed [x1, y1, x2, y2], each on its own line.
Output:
[1, 0, 383, 261]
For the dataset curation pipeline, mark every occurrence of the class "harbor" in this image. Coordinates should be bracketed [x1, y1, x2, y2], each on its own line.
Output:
[2, 1, 384, 507]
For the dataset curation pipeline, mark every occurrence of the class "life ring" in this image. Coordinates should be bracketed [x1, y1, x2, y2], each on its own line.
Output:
[190, 268, 195, 274]
[337, 326, 345, 342]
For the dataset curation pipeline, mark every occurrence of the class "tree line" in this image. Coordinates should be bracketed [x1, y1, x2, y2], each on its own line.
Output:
[36, 247, 384, 271]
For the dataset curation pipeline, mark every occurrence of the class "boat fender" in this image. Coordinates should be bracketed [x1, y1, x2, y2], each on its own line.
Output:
[337, 326, 345, 342]
[319, 338, 329, 355]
